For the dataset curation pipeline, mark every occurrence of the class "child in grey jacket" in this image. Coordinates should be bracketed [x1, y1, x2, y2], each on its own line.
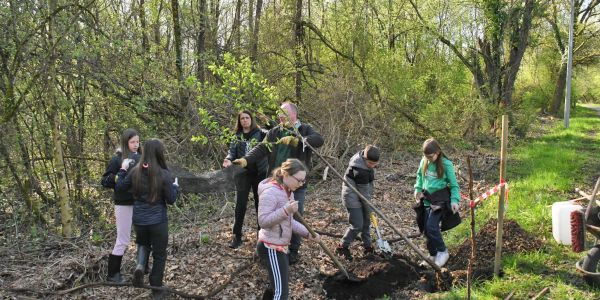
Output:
[336, 145, 380, 261]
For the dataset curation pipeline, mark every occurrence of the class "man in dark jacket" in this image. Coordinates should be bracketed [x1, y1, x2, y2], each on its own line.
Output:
[234, 102, 324, 264]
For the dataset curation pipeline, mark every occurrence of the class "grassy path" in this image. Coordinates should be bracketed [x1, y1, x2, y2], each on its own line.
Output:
[433, 105, 600, 299]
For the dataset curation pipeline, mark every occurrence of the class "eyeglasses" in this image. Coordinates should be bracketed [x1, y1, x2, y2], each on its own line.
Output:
[290, 174, 306, 185]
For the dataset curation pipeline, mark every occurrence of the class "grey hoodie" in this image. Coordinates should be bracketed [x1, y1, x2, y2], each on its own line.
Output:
[341, 151, 375, 208]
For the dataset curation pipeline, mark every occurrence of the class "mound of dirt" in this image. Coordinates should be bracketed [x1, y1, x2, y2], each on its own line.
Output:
[322, 255, 420, 299]
[446, 218, 543, 283]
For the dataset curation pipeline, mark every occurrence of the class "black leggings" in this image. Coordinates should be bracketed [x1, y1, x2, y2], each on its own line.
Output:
[135, 222, 168, 287]
[257, 242, 289, 300]
[233, 172, 266, 236]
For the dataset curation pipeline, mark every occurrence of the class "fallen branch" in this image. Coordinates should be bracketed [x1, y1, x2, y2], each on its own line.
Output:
[531, 287, 549, 300]
[3, 259, 257, 299]
[504, 290, 515, 300]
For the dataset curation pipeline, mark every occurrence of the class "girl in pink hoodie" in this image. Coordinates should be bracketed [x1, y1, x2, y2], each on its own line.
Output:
[256, 158, 319, 299]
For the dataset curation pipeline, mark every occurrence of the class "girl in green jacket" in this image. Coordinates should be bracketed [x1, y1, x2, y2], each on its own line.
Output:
[414, 138, 460, 267]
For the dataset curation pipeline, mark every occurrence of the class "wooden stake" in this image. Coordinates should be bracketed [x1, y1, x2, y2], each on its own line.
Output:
[494, 115, 508, 276]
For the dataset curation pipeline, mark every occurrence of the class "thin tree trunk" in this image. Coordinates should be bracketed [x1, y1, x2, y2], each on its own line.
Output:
[140, 0, 149, 52]
[47, 0, 73, 237]
[550, 62, 568, 115]
[196, 0, 207, 83]
[171, 0, 183, 83]
[211, 0, 220, 55]
[294, 0, 303, 103]
[229, 0, 242, 54]
[248, 0, 254, 51]
[250, 0, 263, 62]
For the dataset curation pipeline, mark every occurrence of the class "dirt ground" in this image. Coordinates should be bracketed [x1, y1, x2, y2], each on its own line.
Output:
[0, 151, 544, 299]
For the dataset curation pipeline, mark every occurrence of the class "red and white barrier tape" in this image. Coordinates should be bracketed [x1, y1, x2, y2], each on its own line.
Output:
[461, 180, 509, 208]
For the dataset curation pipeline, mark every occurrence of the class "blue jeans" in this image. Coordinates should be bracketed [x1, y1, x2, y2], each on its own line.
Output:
[424, 207, 446, 256]
[289, 186, 306, 252]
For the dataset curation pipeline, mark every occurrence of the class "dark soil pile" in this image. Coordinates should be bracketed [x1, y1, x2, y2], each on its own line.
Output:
[322, 255, 420, 299]
[446, 218, 543, 283]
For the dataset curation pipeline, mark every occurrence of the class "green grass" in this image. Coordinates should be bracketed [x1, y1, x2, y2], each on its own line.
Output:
[435, 105, 600, 299]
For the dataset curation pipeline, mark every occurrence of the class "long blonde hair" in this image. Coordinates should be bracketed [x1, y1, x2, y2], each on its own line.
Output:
[271, 158, 307, 184]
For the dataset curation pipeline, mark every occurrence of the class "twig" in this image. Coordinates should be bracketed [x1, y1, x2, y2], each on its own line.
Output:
[531, 287, 549, 300]
[504, 290, 515, 300]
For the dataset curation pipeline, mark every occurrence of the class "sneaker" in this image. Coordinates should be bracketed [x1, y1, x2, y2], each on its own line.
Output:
[363, 245, 375, 255]
[435, 250, 449, 267]
[335, 244, 353, 261]
[288, 250, 300, 265]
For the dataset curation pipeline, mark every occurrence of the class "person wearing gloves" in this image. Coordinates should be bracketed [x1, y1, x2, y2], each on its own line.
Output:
[413, 138, 460, 268]
[233, 102, 323, 264]
[256, 158, 320, 300]
[116, 139, 179, 299]
[335, 145, 380, 261]
[223, 110, 268, 249]
[101, 128, 142, 283]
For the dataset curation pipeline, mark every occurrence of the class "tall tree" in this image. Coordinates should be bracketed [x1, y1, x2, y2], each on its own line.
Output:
[46, 0, 73, 237]
[196, 0, 208, 83]
[546, 0, 600, 115]
[410, 0, 538, 111]
[294, 0, 304, 102]
[250, 0, 263, 62]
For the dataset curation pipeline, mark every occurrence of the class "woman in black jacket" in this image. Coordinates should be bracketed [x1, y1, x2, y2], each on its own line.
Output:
[116, 139, 178, 299]
[222, 110, 268, 248]
[101, 128, 141, 283]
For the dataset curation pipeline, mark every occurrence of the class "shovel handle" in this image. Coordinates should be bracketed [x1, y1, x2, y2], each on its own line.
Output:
[296, 135, 442, 273]
[294, 212, 350, 279]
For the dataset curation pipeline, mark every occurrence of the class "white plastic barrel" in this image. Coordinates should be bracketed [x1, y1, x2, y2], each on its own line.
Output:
[551, 201, 583, 245]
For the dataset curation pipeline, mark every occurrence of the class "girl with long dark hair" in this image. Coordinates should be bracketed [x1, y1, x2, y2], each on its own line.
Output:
[116, 139, 179, 299]
[101, 128, 141, 283]
[223, 110, 268, 248]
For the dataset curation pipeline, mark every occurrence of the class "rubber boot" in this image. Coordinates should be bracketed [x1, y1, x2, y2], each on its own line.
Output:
[107, 254, 126, 283]
[152, 287, 166, 300]
[133, 245, 149, 287]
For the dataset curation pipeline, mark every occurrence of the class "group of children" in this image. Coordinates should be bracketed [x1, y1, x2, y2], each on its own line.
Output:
[101, 102, 461, 300]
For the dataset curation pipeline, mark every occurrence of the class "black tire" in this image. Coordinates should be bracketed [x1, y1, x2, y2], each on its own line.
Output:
[582, 244, 600, 288]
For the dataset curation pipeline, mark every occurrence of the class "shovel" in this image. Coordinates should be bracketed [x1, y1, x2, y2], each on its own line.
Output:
[294, 212, 364, 282]
[293, 132, 442, 273]
[370, 212, 392, 257]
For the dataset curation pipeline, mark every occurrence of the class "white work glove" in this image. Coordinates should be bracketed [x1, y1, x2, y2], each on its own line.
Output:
[451, 202, 459, 214]
[284, 200, 299, 215]
[121, 158, 134, 171]
[414, 191, 423, 203]
[222, 159, 232, 168]
[173, 177, 179, 187]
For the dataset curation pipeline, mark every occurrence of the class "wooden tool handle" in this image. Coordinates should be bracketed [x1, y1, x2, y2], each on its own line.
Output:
[294, 212, 349, 279]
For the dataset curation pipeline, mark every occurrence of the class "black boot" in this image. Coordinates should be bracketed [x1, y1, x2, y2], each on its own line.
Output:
[133, 245, 149, 287]
[228, 234, 243, 249]
[107, 254, 126, 283]
[152, 287, 167, 300]
[288, 249, 300, 265]
[261, 288, 274, 300]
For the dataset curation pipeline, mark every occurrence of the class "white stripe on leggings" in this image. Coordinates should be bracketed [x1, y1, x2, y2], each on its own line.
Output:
[267, 248, 282, 300]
